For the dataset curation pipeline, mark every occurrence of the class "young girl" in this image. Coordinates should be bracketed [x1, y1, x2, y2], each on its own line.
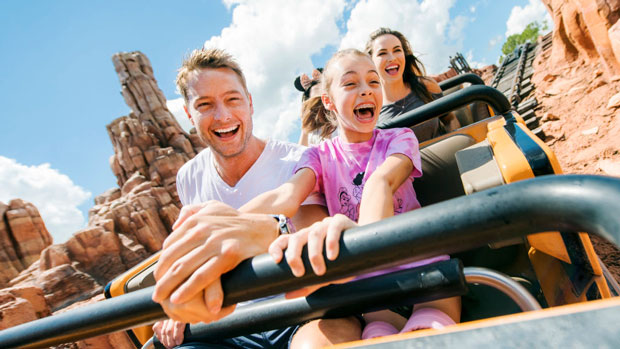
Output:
[240, 49, 459, 340]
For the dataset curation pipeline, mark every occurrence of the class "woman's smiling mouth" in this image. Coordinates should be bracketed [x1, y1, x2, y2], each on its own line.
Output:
[385, 63, 399, 76]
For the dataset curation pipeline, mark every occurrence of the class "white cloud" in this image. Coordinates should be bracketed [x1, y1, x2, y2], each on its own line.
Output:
[167, 98, 192, 132]
[191, 0, 468, 143]
[465, 50, 488, 69]
[339, 0, 461, 75]
[0, 156, 91, 244]
[488, 34, 503, 48]
[470, 5, 476, 13]
[203, 0, 346, 141]
[505, 0, 552, 37]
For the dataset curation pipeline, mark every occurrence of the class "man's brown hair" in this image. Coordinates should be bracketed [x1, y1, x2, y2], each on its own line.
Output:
[176, 48, 248, 102]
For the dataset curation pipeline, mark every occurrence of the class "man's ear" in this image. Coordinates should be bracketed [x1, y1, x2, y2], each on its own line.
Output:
[248, 93, 254, 115]
[184, 105, 195, 126]
[321, 93, 335, 111]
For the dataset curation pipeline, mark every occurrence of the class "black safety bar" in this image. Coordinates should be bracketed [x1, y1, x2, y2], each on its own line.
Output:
[1, 175, 619, 348]
[438, 73, 485, 91]
[377, 85, 511, 129]
[154, 259, 465, 347]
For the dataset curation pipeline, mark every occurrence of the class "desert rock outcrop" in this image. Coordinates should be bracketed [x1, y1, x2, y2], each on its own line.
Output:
[0, 200, 52, 288]
[0, 51, 205, 345]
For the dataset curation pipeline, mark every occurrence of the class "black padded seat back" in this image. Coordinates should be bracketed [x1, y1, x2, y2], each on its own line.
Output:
[471, 101, 492, 122]
[414, 134, 476, 206]
[438, 84, 492, 126]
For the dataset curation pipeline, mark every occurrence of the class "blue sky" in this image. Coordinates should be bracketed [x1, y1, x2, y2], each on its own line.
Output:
[0, 0, 551, 243]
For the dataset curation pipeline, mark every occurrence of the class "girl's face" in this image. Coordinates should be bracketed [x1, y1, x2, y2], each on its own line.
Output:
[323, 54, 383, 143]
[371, 34, 406, 84]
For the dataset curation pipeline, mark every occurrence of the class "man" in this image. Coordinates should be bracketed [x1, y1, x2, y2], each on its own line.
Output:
[151, 48, 360, 348]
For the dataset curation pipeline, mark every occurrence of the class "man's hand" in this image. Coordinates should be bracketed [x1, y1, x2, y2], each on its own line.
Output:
[152, 319, 186, 348]
[268, 214, 357, 298]
[158, 289, 236, 324]
[152, 201, 278, 311]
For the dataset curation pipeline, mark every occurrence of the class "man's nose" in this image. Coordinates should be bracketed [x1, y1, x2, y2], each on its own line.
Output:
[213, 103, 232, 121]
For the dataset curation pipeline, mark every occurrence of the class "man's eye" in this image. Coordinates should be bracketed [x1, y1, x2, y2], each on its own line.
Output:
[197, 102, 211, 109]
[377, 52, 385, 56]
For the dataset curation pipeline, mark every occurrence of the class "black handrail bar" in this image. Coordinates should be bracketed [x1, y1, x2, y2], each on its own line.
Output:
[377, 85, 511, 129]
[438, 73, 485, 91]
[1, 175, 619, 348]
[161, 259, 465, 347]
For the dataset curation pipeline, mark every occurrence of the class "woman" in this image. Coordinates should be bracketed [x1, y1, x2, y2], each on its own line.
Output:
[365, 28, 460, 142]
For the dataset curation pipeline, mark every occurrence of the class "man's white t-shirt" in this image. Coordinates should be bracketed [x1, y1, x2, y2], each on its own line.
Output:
[176, 139, 323, 208]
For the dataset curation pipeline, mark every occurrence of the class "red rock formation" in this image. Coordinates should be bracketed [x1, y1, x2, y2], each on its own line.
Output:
[0, 200, 52, 287]
[533, 0, 620, 280]
[0, 51, 205, 346]
[541, 0, 620, 79]
[0, 285, 50, 330]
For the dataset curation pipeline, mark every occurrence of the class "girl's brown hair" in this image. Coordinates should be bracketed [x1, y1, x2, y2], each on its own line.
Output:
[365, 27, 434, 103]
[300, 95, 336, 139]
[302, 49, 372, 138]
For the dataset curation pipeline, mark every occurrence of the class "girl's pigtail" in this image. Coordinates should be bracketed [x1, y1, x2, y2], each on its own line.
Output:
[301, 95, 336, 139]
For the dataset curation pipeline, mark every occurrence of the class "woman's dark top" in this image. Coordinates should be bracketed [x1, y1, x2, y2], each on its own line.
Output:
[378, 91, 443, 143]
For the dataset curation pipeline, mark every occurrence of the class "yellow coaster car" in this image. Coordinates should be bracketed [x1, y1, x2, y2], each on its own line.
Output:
[1, 79, 619, 348]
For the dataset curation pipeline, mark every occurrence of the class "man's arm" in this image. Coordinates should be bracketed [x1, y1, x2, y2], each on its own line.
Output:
[152, 199, 328, 323]
[152, 202, 279, 307]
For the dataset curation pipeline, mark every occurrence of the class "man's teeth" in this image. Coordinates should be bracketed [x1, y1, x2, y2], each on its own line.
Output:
[215, 126, 238, 133]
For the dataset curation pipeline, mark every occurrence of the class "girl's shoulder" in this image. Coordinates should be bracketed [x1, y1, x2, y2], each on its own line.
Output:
[376, 127, 415, 139]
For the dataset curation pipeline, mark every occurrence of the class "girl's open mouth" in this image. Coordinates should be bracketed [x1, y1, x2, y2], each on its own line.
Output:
[354, 104, 376, 122]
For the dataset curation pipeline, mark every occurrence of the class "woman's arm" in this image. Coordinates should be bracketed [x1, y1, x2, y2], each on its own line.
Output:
[239, 168, 317, 217]
[358, 153, 413, 225]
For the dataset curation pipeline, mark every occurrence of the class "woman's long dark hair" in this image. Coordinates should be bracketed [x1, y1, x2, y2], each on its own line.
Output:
[365, 27, 434, 104]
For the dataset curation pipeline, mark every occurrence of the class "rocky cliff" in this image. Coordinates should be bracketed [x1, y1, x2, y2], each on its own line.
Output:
[0, 52, 204, 347]
[0, 199, 52, 288]
[534, 0, 620, 278]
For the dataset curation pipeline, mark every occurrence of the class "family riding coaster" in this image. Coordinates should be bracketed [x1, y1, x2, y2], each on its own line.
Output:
[1, 76, 620, 348]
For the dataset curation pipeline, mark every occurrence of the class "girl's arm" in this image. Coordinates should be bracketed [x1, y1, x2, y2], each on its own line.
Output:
[358, 153, 414, 225]
[239, 168, 317, 218]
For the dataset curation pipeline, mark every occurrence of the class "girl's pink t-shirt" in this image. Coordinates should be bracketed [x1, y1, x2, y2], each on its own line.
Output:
[294, 128, 422, 221]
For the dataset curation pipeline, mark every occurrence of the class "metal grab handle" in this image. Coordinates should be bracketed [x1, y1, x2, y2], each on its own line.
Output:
[377, 85, 511, 129]
[464, 267, 541, 312]
[439, 73, 485, 91]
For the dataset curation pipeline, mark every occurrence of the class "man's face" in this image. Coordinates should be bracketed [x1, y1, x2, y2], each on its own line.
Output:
[185, 68, 253, 158]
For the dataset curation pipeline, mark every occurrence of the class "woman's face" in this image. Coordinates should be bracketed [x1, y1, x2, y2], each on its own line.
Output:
[371, 34, 406, 84]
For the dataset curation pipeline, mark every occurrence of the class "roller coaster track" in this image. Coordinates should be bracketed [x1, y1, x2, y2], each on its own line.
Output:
[490, 32, 553, 139]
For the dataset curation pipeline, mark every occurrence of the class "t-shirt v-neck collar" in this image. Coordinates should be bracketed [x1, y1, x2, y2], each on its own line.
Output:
[210, 139, 272, 190]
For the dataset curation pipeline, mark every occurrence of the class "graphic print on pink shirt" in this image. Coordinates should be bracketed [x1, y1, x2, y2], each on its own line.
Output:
[294, 128, 422, 221]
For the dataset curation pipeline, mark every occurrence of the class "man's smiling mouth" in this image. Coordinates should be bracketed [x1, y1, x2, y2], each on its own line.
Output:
[213, 125, 240, 138]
